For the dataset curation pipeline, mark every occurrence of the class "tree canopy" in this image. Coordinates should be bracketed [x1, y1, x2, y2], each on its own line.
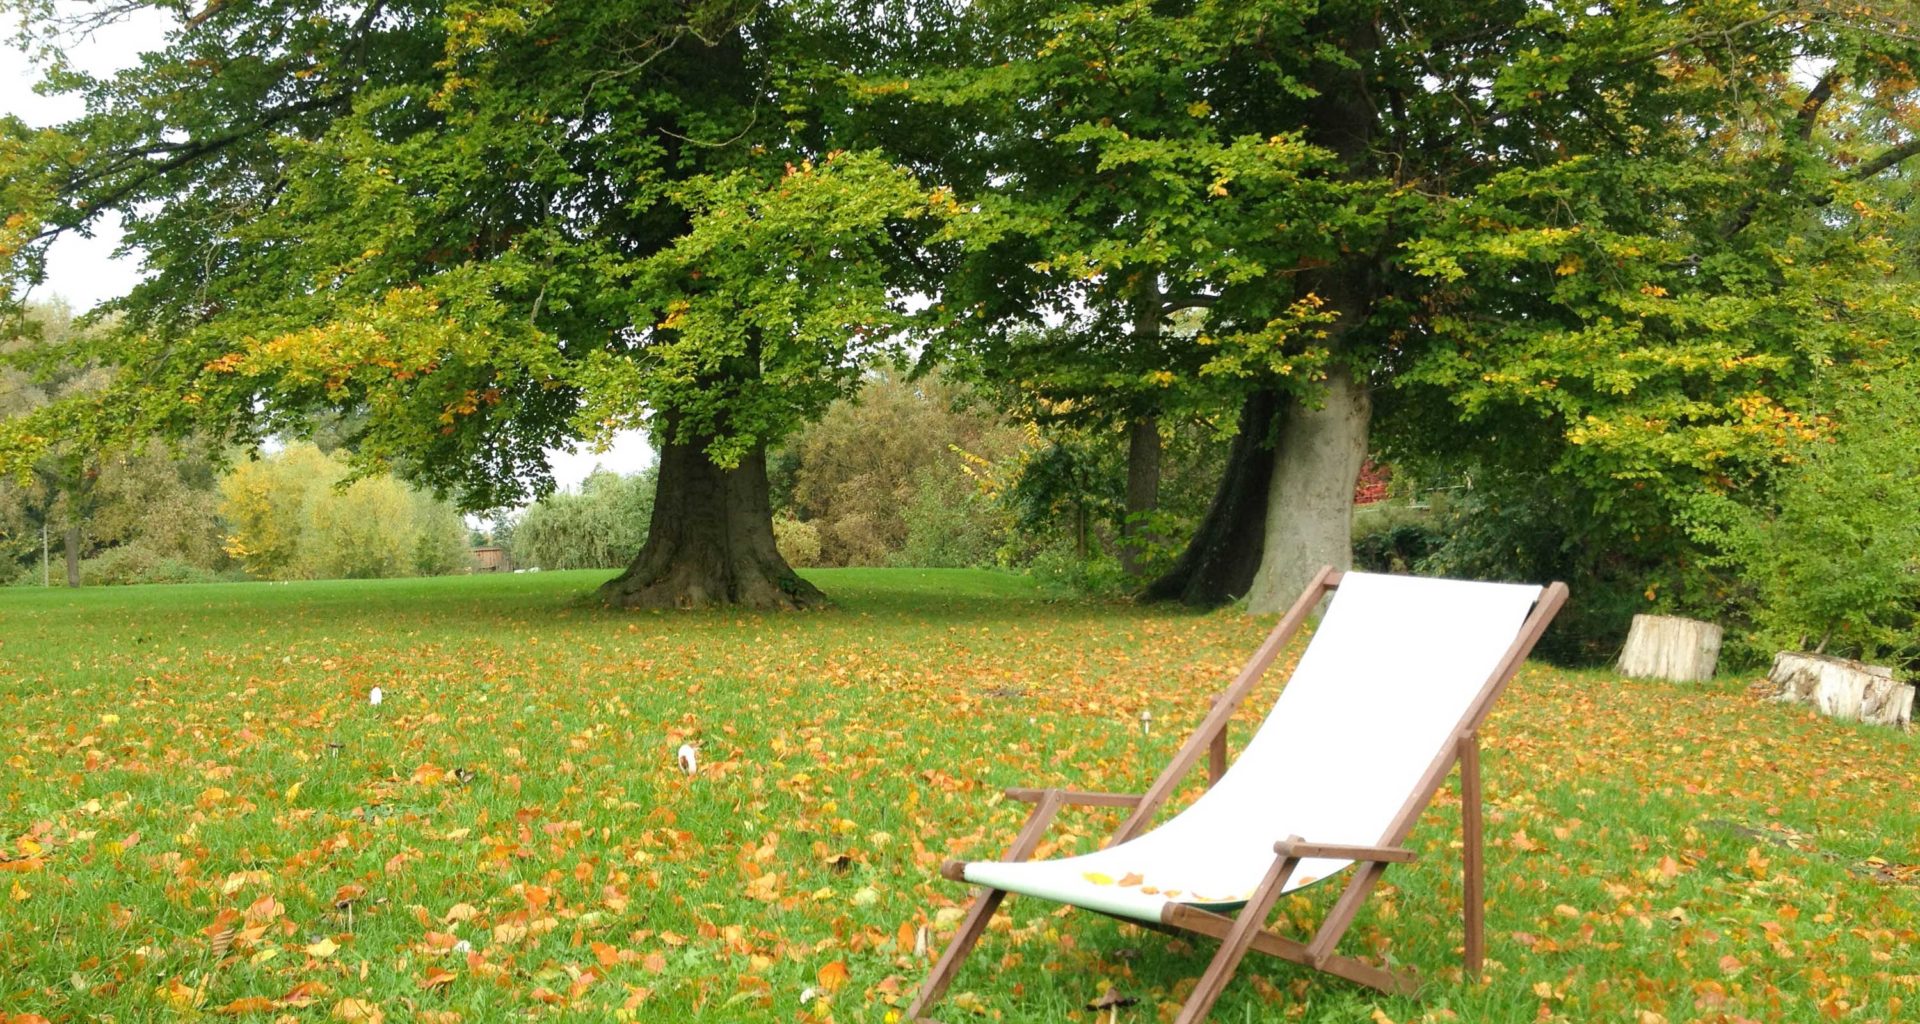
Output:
[5, 0, 1920, 617]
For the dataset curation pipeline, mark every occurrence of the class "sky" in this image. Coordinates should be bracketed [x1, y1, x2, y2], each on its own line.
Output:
[1, 8, 653, 491]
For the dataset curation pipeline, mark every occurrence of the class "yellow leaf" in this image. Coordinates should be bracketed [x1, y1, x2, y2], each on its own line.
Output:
[306, 938, 339, 959]
[1081, 871, 1114, 886]
[334, 998, 384, 1024]
[284, 781, 304, 803]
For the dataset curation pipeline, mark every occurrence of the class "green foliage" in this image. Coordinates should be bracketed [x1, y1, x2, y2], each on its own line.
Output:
[1, 2, 939, 515]
[1350, 502, 1445, 577]
[217, 443, 472, 580]
[894, 465, 1006, 570]
[79, 542, 226, 587]
[1686, 371, 1920, 666]
[771, 515, 824, 569]
[511, 468, 657, 571]
[1026, 543, 1133, 599]
[778, 368, 1024, 566]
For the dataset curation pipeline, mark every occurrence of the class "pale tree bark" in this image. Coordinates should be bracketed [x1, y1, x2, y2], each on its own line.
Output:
[1121, 415, 1161, 577]
[1245, 365, 1371, 614]
[1617, 614, 1723, 683]
[598, 434, 825, 610]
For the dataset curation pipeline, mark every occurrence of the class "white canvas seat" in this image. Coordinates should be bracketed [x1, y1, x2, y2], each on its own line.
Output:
[961, 572, 1543, 921]
[907, 568, 1567, 1024]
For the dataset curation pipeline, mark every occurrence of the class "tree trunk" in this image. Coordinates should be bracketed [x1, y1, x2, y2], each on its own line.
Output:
[1769, 651, 1913, 728]
[1246, 365, 1372, 614]
[1120, 416, 1161, 577]
[1617, 614, 1723, 683]
[64, 522, 81, 587]
[599, 436, 825, 611]
[1141, 390, 1279, 606]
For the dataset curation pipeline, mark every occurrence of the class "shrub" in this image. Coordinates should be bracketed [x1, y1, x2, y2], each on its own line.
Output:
[1027, 543, 1132, 599]
[81, 543, 223, 586]
[772, 515, 823, 567]
[512, 468, 656, 570]
[1350, 502, 1444, 574]
[218, 443, 478, 580]
[895, 466, 1005, 569]
[1686, 371, 1920, 666]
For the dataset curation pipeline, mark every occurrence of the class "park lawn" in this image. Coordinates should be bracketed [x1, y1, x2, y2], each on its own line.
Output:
[0, 570, 1916, 1024]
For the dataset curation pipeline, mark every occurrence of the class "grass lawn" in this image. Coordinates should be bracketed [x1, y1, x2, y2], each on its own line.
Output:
[1, 569, 1916, 1023]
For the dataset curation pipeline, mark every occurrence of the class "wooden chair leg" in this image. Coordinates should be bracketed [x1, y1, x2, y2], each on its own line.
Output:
[1171, 838, 1302, 1024]
[1459, 731, 1485, 976]
[906, 791, 1066, 1020]
[1207, 696, 1228, 787]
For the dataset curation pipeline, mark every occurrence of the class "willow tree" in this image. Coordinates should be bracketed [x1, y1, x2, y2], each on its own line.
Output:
[892, 0, 1920, 610]
[0, 0, 933, 608]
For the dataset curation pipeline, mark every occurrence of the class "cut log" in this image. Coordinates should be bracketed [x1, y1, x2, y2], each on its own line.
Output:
[1616, 614, 1723, 683]
[1768, 651, 1914, 729]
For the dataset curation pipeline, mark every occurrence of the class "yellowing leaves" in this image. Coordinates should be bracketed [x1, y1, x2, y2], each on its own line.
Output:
[333, 998, 384, 1024]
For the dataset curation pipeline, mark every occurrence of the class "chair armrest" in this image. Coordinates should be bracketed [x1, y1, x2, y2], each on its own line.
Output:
[1273, 839, 1417, 863]
[1004, 787, 1145, 808]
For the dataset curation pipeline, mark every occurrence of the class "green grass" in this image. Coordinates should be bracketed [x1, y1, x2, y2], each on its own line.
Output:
[1, 569, 1916, 1023]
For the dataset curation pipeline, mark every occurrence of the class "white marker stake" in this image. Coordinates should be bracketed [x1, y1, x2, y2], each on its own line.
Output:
[369, 687, 384, 707]
[677, 743, 698, 775]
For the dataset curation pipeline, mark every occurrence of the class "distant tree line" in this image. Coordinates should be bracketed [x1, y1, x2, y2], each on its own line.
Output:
[0, 305, 476, 586]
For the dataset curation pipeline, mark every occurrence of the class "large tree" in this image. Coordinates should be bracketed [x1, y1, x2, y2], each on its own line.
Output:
[891, 0, 1920, 611]
[0, 0, 935, 608]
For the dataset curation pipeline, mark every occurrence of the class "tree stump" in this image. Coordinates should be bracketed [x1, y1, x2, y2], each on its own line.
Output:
[1616, 614, 1723, 683]
[1768, 652, 1915, 729]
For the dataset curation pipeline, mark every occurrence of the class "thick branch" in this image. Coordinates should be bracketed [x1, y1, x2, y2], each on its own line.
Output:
[1845, 137, 1920, 182]
[1721, 71, 1836, 240]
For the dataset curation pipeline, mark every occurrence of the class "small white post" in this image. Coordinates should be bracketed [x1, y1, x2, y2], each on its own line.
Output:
[42, 521, 50, 587]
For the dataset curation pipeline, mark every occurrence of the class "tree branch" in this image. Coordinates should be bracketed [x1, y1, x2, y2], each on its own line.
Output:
[1846, 137, 1920, 182]
[1721, 70, 1837, 240]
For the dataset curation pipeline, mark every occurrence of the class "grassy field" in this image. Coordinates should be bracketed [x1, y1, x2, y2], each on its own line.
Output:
[1, 569, 1916, 1024]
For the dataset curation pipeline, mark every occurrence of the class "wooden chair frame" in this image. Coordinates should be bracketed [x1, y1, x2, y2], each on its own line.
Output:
[907, 566, 1568, 1023]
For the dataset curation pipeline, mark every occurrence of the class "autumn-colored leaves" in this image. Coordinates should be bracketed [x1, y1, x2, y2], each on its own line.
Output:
[1, 570, 1917, 1022]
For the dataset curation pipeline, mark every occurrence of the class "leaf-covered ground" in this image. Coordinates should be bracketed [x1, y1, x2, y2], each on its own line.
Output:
[1, 569, 1915, 1024]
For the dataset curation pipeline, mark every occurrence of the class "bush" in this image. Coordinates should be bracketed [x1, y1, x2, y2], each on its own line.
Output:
[895, 466, 1006, 568]
[772, 515, 823, 567]
[1686, 372, 1920, 666]
[1027, 543, 1132, 598]
[1350, 502, 1444, 574]
[512, 468, 655, 570]
[81, 543, 223, 586]
[1410, 483, 1656, 666]
[218, 443, 479, 580]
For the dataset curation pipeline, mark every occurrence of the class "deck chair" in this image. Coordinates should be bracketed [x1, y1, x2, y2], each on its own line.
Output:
[907, 567, 1567, 1023]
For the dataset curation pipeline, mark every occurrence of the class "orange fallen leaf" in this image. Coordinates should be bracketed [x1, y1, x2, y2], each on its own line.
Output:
[816, 959, 851, 992]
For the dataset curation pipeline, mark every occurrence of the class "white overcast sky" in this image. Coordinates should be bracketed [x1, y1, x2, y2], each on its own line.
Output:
[2, 8, 652, 490]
